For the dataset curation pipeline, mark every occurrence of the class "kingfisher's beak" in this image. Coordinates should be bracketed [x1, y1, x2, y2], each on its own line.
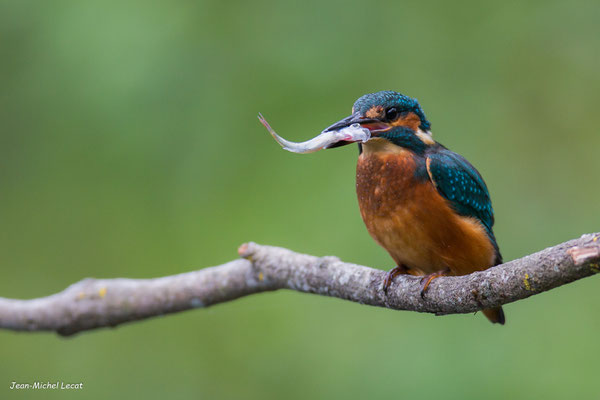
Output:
[323, 113, 383, 133]
[322, 113, 366, 133]
[321, 113, 390, 149]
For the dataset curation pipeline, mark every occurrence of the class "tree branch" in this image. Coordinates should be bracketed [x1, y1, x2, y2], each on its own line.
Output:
[1, 233, 599, 336]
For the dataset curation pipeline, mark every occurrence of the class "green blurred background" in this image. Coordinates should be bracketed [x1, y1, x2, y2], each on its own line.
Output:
[1, 0, 599, 398]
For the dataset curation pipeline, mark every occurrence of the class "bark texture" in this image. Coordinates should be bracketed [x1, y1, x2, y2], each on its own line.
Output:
[1, 233, 598, 336]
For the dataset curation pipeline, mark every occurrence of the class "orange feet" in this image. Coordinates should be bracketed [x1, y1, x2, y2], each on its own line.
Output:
[419, 268, 450, 298]
[382, 265, 408, 294]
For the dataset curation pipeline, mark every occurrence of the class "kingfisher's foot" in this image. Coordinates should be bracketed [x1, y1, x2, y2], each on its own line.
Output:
[383, 265, 408, 295]
[419, 268, 450, 298]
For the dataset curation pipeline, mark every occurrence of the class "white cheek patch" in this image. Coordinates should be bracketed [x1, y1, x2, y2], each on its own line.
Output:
[416, 129, 435, 145]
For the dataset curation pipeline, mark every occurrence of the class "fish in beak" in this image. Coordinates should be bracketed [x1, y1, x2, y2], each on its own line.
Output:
[259, 113, 382, 154]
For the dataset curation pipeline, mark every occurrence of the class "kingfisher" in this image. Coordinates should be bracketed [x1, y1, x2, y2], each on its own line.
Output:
[260, 90, 505, 324]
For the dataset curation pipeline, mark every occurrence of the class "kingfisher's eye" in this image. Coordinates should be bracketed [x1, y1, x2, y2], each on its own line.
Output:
[385, 107, 398, 121]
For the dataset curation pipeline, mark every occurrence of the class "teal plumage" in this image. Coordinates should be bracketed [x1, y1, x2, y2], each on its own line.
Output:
[426, 149, 502, 264]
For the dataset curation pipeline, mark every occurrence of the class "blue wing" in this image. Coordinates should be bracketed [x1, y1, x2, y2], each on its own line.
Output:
[426, 148, 495, 237]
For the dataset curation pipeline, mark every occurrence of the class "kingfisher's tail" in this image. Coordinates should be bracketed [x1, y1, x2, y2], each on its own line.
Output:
[482, 249, 506, 325]
[483, 307, 505, 325]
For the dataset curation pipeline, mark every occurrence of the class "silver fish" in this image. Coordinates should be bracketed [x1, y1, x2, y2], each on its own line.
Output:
[258, 113, 370, 154]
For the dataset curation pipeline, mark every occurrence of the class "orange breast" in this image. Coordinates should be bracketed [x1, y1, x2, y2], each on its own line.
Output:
[356, 145, 495, 276]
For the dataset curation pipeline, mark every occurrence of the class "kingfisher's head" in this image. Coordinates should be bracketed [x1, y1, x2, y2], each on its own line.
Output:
[260, 90, 435, 155]
[351, 91, 431, 131]
[323, 91, 434, 154]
